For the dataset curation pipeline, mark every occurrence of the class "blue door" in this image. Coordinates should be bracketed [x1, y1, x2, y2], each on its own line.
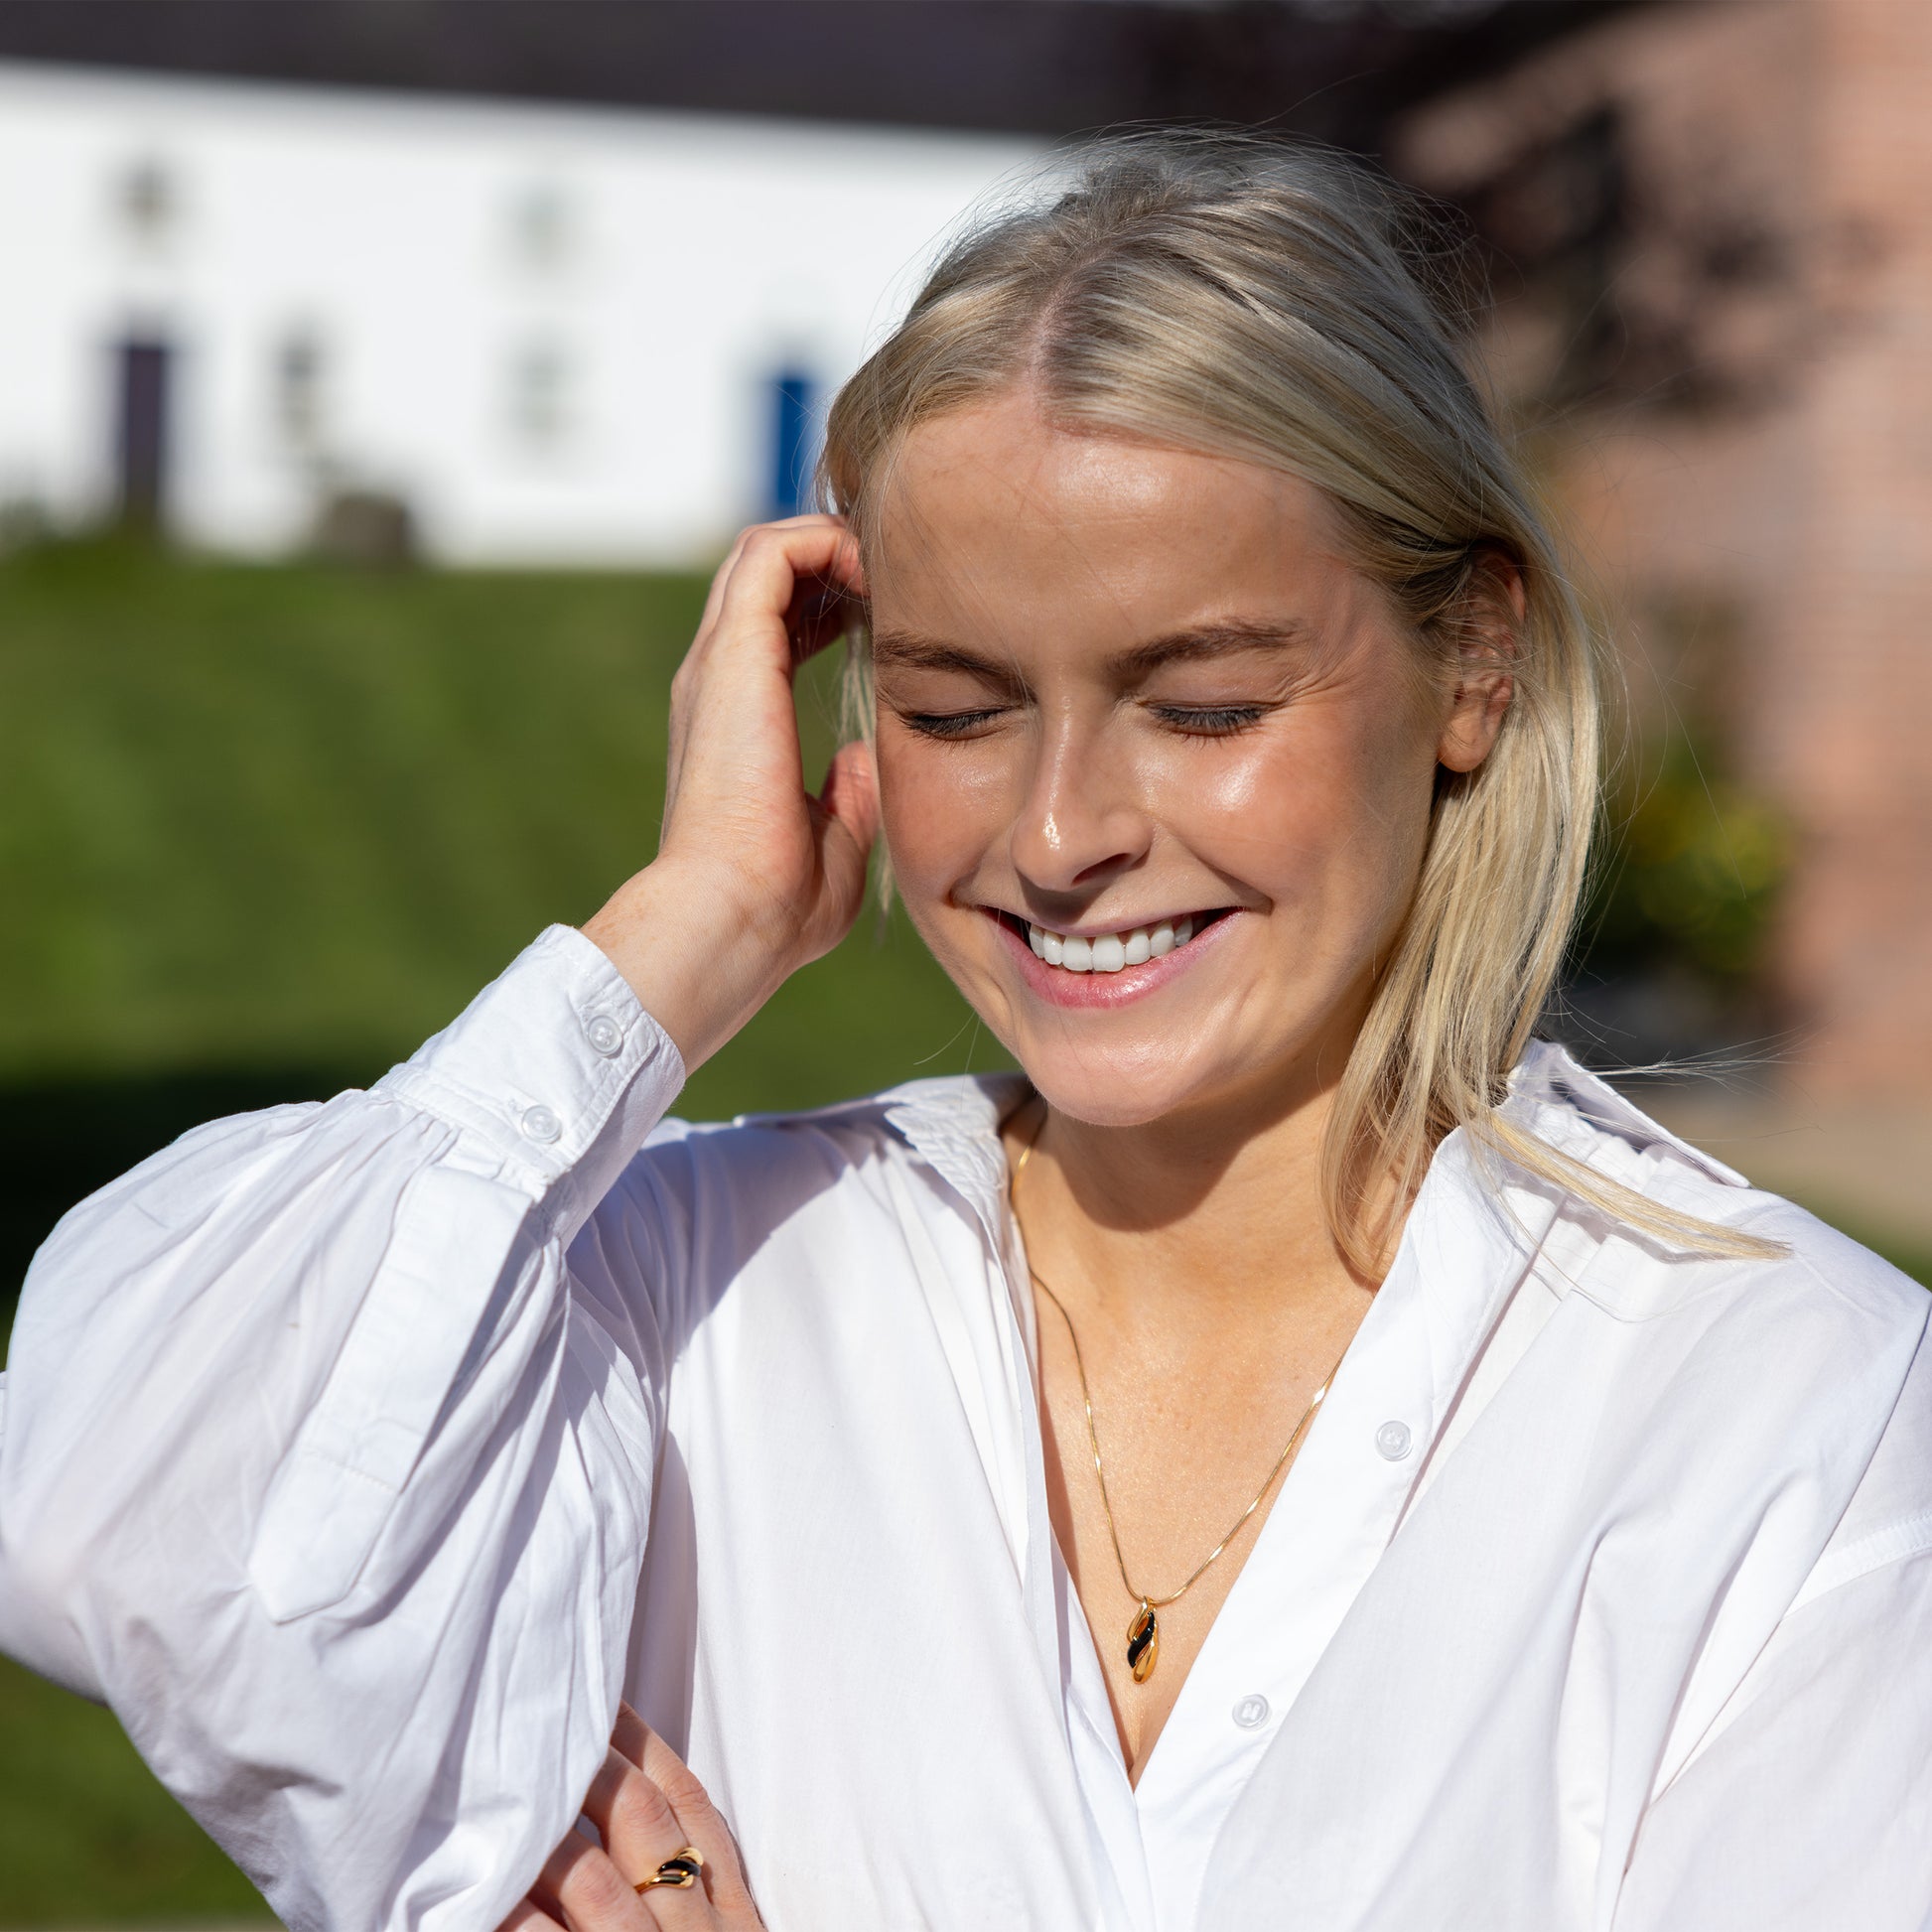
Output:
[767, 367, 817, 520]
[115, 337, 173, 530]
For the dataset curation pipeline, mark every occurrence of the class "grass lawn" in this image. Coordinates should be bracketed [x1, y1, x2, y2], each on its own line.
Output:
[0, 1652, 267, 1925]
[0, 538, 988, 1097]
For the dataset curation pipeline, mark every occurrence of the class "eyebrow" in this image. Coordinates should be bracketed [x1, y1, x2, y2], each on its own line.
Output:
[1110, 617, 1316, 676]
[869, 616, 1315, 682]
[867, 630, 1012, 679]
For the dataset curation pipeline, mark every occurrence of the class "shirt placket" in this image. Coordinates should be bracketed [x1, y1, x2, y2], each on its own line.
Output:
[1131, 1156, 1563, 1930]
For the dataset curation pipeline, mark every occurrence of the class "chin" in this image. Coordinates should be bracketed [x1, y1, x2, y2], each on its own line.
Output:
[1005, 1033, 1230, 1130]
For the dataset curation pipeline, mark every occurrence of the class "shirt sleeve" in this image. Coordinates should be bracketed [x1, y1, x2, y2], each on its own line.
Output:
[1614, 1534, 1932, 1928]
[0, 924, 688, 1932]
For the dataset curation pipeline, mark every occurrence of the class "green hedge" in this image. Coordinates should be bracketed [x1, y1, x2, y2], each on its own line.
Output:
[0, 537, 983, 1094]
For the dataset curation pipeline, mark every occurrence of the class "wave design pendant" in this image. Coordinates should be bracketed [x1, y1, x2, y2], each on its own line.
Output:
[1126, 1599, 1160, 1683]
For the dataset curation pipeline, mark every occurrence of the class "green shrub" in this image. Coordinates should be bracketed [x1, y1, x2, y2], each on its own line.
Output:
[1578, 722, 1790, 987]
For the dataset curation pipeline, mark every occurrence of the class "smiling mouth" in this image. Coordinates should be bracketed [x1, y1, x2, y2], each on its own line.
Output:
[994, 908, 1230, 975]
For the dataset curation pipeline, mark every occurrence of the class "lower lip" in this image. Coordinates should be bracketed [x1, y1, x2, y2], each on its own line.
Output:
[989, 910, 1238, 1009]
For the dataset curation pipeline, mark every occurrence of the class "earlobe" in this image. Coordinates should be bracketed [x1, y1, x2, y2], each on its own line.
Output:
[1437, 552, 1522, 773]
[1437, 669, 1514, 772]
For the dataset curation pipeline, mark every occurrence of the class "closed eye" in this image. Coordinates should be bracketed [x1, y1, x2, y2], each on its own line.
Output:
[900, 708, 1008, 739]
[1149, 703, 1270, 737]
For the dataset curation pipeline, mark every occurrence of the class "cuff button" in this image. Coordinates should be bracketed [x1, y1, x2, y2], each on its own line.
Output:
[585, 1013, 624, 1057]
[520, 1103, 563, 1145]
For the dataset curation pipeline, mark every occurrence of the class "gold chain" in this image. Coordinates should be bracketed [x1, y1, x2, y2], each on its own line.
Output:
[1011, 1126, 1350, 1618]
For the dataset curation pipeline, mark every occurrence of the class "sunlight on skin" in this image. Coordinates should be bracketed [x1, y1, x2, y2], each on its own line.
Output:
[580, 387, 1515, 1804]
[866, 392, 1513, 1774]
[869, 388, 1504, 1171]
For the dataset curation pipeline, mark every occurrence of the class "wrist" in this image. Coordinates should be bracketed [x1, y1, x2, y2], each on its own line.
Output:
[581, 858, 793, 1074]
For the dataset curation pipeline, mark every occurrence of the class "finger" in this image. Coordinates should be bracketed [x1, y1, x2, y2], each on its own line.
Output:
[498, 1898, 567, 1932]
[532, 1831, 652, 1932]
[782, 572, 865, 669]
[694, 525, 758, 636]
[806, 741, 881, 944]
[673, 520, 862, 768]
[611, 1700, 652, 1764]
[584, 1745, 698, 1877]
[817, 740, 880, 854]
[709, 522, 863, 673]
[700, 515, 851, 634]
[611, 1709, 757, 1920]
[669, 524, 843, 768]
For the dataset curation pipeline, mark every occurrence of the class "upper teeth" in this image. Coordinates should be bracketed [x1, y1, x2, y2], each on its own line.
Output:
[1027, 915, 1196, 972]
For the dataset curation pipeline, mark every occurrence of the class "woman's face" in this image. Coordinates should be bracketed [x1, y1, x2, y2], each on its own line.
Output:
[867, 390, 1506, 1132]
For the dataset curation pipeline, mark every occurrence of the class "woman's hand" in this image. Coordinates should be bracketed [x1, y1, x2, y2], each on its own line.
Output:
[583, 514, 879, 1072]
[499, 1704, 764, 1932]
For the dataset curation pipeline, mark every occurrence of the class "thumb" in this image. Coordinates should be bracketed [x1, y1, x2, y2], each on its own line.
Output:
[816, 739, 880, 867]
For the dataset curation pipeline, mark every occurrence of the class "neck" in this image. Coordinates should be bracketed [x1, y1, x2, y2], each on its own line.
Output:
[1013, 1062, 1380, 1341]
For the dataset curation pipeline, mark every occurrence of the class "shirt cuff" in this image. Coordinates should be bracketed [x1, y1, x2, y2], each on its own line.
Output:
[374, 924, 687, 1242]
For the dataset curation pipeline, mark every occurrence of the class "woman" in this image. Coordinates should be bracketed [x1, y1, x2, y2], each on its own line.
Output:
[2, 138, 1929, 1932]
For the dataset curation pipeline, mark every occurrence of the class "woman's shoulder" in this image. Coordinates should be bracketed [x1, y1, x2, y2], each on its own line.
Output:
[1507, 1040, 1929, 1336]
[630, 1068, 1030, 1219]
[588, 1072, 1028, 1337]
[1501, 1046, 1932, 1616]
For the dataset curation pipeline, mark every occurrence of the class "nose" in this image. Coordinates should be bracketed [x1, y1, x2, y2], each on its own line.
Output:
[1008, 710, 1152, 897]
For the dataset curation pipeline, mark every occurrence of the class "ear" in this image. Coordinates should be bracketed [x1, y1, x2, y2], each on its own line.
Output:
[1437, 551, 1522, 774]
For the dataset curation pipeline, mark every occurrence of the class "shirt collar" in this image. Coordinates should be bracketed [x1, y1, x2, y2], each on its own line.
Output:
[880, 1070, 1033, 1227]
[873, 1039, 1747, 1255]
[1507, 1040, 1750, 1188]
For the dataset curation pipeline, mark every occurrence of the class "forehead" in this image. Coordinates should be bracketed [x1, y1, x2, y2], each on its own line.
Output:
[870, 390, 1352, 639]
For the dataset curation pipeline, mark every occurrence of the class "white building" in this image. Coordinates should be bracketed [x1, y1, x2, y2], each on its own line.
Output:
[0, 62, 1035, 565]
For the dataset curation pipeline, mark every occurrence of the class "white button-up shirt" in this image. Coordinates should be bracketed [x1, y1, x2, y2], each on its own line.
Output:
[2, 925, 1929, 1932]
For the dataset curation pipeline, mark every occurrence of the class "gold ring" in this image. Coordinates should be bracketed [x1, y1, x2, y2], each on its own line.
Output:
[634, 1846, 705, 1893]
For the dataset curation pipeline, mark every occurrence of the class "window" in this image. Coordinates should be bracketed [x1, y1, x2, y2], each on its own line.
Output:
[509, 340, 570, 452]
[116, 158, 176, 246]
[509, 184, 571, 271]
[276, 330, 326, 450]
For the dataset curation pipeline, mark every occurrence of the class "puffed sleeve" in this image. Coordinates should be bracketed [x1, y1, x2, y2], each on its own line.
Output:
[1614, 1336, 1932, 1932]
[0, 925, 687, 1932]
[1613, 1551, 1932, 1928]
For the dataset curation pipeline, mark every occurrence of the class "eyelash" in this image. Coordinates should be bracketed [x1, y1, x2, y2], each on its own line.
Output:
[1150, 704, 1268, 737]
[900, 703, 1270, 741]
[902, 709, 1006, 739]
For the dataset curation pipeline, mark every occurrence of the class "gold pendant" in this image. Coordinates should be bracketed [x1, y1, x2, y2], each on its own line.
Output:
[1126, 1599, 1160, 1683]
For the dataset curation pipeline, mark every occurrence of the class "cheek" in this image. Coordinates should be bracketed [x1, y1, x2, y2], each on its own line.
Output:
[875, 733, 1006, 900]
[1173, 715, 1437, 919]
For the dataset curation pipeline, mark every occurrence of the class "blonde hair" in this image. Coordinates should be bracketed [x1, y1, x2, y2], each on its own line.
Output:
[822, 133, 1776, 1272]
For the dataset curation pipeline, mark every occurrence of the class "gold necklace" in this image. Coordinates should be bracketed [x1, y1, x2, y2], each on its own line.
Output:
[1012, 1129, 1350, 1686]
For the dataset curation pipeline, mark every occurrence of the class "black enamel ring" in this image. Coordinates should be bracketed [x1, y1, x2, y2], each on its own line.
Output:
[634, 1846, 705, 1893]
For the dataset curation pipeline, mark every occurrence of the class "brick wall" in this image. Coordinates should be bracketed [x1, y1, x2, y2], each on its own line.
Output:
[1398, 0, 1932, 1097]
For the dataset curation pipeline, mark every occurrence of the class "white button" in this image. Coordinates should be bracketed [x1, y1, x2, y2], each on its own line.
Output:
[584, 1013, 623, 1057]
[1232, 1694, 1271, 1729]
[1376, 1420, 1414, 1461]
[520, 1103, 563, 1145]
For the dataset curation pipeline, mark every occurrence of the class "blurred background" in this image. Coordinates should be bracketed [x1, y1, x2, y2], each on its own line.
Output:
[1, 0, 1928, 1921]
